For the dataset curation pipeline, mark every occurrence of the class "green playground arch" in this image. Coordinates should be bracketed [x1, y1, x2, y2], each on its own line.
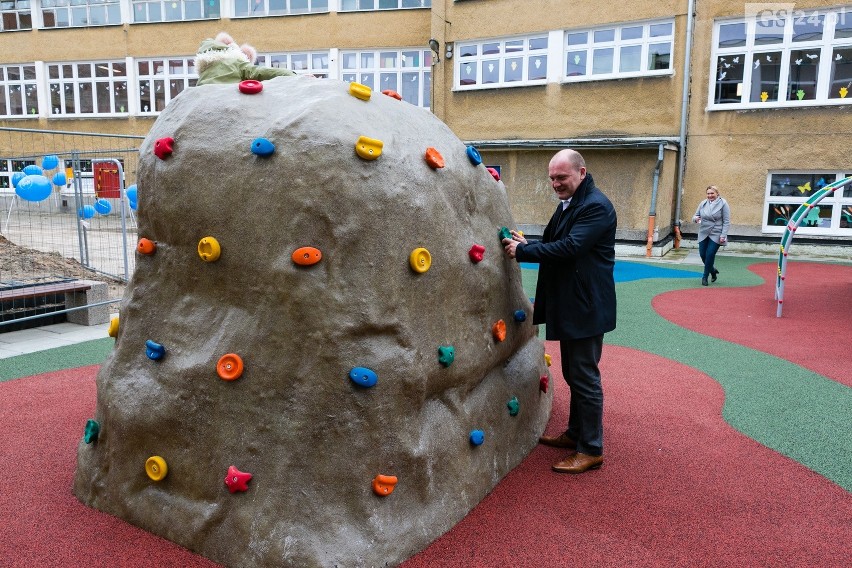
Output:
[775, 176, 852, 317]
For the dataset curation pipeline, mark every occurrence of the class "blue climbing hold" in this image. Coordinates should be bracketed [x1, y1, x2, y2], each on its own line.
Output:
[84, 419, 100, 443]
[251, 137, 275, 157]
[469, 429, 485, 446]
[466, 145, 482, 166]
[145, 340, 166, 361]
[513, 310, 527, 322]
[507, 397, 519, 416]
[349, 366, 378, 388]
[438, 345, 455, 367]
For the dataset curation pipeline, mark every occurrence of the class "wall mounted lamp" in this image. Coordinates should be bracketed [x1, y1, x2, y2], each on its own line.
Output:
[429, 38, 441, 64]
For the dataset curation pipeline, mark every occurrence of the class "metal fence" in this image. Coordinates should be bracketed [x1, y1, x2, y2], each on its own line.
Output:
[0, 127, 144, 329]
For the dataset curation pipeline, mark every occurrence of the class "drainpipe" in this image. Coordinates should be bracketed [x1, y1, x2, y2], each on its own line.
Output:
[673, 0, 697, 248]
[646, 143, 666, 256]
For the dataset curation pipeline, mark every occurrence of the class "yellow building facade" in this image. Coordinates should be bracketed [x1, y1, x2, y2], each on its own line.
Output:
[2, 0, 851, 250]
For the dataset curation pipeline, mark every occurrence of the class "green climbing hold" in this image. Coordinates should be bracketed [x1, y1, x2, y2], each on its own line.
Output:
[84, 419, 100, 444]
[438, 345, 455, 367]
[499, 227, 511, 241]
[507, 397, 519, 416]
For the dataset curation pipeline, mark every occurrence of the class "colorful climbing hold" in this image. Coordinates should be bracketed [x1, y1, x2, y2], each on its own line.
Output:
[224, 465, 252, 493]
[349, 82, 372, 101]
[466, 145, 482, 166]
[238, 79, 263, 94]
[84, 419, 100, 444]
[145, 340, 165, 361]
[424, 147, 445, 169]
[469, 429, 485, 446]
[539, 375, 549, 393]
[506, 397, 519, 416]
[409, 247, 432, 273]
[492, 320, 506, 342]
[137, 238, 157, 255]
[217, 353, 244, 381]
[355, 136, 383, 160]
[544, 353, 552, 367]
[292, 246, 322, 266]
[381, 89, 402, 101]
[513, 310, 527, 322]
[372, 474, 398, 496]
[153, 137, 174, 160]
[251, 137, 275, 157]
[145, 456, 168, 481]
[487, 167, 501, 181]
[438, 345, 455, 367]
[468, 244, 485, 263]
[198, 236, 221, 262]
[498, 227, 512, 242]
[349, 367, 378, 388]
[107, 317, 119, 338]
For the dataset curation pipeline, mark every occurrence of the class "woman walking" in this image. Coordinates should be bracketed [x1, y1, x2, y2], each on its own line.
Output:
[693, 185, 731, 286]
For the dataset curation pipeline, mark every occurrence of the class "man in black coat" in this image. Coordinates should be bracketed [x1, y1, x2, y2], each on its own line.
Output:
[502, 149, 617, 473]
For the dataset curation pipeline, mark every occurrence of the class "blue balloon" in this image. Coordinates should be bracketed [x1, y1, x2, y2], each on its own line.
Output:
[52, 172, 67, 187]
[129, 198, 138, 211]
[41, 155, 60, 170]
[94, 198, 112, 215]
[15, 175, 53, 202]
[78, 204, 96, 219]
[126, 185, 138, 210]
[11, 172, 26, 188]
[22, 164, 43, 176]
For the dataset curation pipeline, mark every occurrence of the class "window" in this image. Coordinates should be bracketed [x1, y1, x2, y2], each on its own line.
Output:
[456, 35, 548, 90]
[764, 172, 852, 235]
[137, 58, 197, 114]
[0, 159, 36, 191]
[233, 0, 326, 18]
[132, 0, 219, 22]
[712, 8, 852, 108]
[341, 48, 431, 108]
[0, 64, 38, 117]
[564, 20, 674, 81]
[42, 0, 121, 28]
[47, 61, 128, 116]
[339, 0, 429, 10]
[257, 51, 330, 78]
[1, 0, 32, 31]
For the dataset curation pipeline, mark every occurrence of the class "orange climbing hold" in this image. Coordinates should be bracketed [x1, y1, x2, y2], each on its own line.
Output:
[372, 474, 398, 496]
[217, 353, 244, 381]
[424, 147, 445, 169]
[492, 319, 506, 342]
[382, 89, 402, 100]
[292, 246, 322, 266]
[137, 238, 156, 255]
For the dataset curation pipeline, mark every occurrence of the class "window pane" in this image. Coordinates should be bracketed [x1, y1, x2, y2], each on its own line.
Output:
[291, 54, 308, 71]
[342, 53, 357, 69]
[829, 47, 852, 98]
[528, 55, 546, 80]
[379, 72, 397, 91]
[566, 51, 587, 76]
[835, 11, 852, 38]
[504, 57, 522, 82]
[185, 0, 201, 19]
[422, 71, 430, 107]
[529, 37, 547, 50]
[792, 14, 823, 42]
[78, 63, 91, 78]
[787, 49, 819, 100]
[460, 61, 477, 85]
[592, 48, 613, 74]
[313, 53, 328, 69]
[749, 51, 781, 102]
[482, 59, 498, 84]
[594, 29, 615, 43]
[649, 22, 672, 37]
[621, 26, 642, 41]
[401, 72, 418, 105]
[482, 42, 499, 55]
[769, 173, 825, 197]
[620, 45, 641, 72]
[361, 53, 375, 68]
[714, 54, 744, 103]
[505, 40, 523, 53]
[719, 22, 747, 47]
[380, 52, 397, 68]
[755, 16, 785, 45]
[459, 44, 477, 58]
[648, 42, 671, 70]
[402, 51, 418, 67]
[359, 73, 374, 89]
[566, 32, 587, 46]
[96, 81, 110, 112]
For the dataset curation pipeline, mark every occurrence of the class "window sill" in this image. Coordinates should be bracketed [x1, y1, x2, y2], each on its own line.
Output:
[708, 99, 852, 111]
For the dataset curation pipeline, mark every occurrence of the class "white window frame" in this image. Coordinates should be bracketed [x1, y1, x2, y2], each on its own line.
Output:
[136, 57, 197, 115]
[41, 0, 121, 28]
[339, 0, 429, 11]
[47, 60, 129, 117]
[257, 51, 331, 78]
[562, 19, 675, 83]
[233, 0, 327, 17]
[762, 171, 852, 235]
[340, 48, 431, 108]
[709, 8, 852, 110]
[0, 0, 32, 30]
[455, 33, 549, 91]
[131, 0, 220, 22]
[0, 63, 39, 117]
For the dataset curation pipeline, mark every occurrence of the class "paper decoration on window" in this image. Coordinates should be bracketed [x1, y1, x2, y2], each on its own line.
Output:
[488, 63, 494, 72]
[840, 87, 848, 98]
[464, 64, 472, 75]
[796, 89, 805, 100]
[754, 60, 760, 68]
[574, 55, 581, 64]
[816, 178, 827, 189]
[511, 61, 518, 71]
[797, 181, 811, 194]
[534, 59, 541, 69]
[761, 91, 769, 102]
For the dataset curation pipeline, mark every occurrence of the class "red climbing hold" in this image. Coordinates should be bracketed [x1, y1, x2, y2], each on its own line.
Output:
[154, 137, 174, 160]
[539, 375, 549, 393]
[238, 80, 263, 94]
[468, 244, 485, 263]
[224, 465, 252, 493]
[382, 89, 402, 101]
[487, 167, 501, 181]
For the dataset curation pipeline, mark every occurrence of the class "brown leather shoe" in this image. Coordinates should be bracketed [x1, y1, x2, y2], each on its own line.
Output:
[552, 452, 603, 474]
[538, 432, 577, 449]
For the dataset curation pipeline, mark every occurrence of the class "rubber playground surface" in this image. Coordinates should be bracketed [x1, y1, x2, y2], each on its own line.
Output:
[1, 255, 850, 567]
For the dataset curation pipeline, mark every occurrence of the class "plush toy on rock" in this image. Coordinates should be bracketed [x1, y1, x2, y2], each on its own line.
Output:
[195, 32, 297, 85]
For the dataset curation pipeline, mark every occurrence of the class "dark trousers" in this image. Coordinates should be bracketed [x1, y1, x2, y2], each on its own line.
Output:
[559, 335, 604, 456]
[698, 237, 721, 279]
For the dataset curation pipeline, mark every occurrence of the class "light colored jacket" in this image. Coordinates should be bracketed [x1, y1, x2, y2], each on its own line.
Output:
[694, 197, 731, 244]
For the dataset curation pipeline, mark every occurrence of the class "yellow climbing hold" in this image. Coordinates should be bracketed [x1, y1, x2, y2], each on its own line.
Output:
[145, 456, 168, 481]
[355, 136, 383, 161]
[349, 82, 372, 101]
[409, 248, 432, 273]
[198, 236, 221, 262]
[108, 317, 119, 338]
[544, 353, 551, 367]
